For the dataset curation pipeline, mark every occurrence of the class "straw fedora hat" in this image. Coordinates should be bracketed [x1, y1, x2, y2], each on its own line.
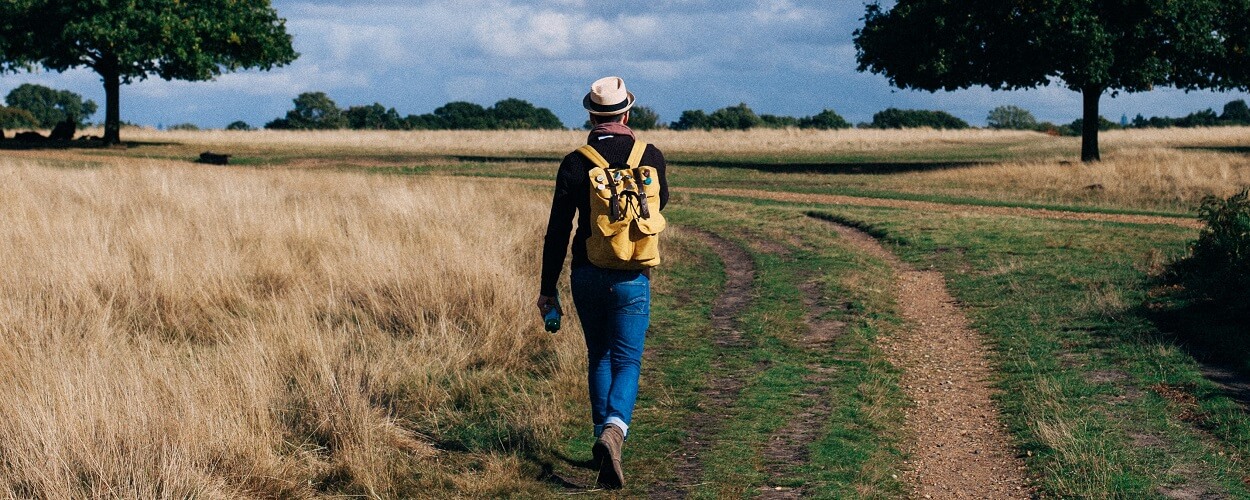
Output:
[583, 76, 635, 116]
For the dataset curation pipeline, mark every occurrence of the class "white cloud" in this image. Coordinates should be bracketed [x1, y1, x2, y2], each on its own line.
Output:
[127, 63, 370, 100]
[474, 8, 574, 58]
[752, 0, 816, 24]
[292, 19, 408, 65]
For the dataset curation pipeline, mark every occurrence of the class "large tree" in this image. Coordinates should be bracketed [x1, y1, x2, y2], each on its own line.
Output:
[854, 0, 1250, 162]
[0, 0, 297, 144]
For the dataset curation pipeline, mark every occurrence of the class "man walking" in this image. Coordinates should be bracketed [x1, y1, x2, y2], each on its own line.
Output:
[537, 76, 668, 489]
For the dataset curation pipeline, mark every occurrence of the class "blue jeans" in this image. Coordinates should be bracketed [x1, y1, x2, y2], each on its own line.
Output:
[570, 265, 650, 438]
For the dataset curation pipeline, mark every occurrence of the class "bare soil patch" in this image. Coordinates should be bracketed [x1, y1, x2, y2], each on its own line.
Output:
[814, 218, 1033, 499]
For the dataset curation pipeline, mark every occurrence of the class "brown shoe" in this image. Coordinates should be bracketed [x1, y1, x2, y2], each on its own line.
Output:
[594, 424, 625, 489]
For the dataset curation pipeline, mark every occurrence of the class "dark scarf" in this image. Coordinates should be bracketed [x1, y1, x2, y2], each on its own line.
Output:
[588, 121, 635, 141]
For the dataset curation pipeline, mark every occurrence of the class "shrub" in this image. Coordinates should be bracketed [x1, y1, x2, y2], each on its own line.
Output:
[759, 114, 798, 128]
[1170, 189, 1250, 309]
[1063, 116, 1121, 135]
[167, 123, 199, 131]
[868, 108, 969, 129]
[225, 121, 253, 131]
[798, 109, 851, 130]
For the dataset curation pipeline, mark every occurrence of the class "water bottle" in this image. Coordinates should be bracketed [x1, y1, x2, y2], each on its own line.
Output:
[543, 303, 561, 333]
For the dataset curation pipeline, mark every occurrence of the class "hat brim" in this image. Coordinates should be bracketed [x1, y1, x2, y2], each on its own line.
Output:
[584, 91, 635, 116]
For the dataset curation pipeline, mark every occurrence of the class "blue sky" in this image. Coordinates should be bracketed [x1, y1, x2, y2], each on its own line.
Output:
[3, 0, 1249, 129]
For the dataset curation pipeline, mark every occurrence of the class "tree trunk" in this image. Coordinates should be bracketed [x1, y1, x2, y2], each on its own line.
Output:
[1081, 86, 1102, 162]
[101, 62, 121, 145]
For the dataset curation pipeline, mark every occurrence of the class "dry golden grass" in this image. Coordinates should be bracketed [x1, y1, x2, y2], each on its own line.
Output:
[910, 146, 1250, 210]
[94, 123, 1250, 156]
[0, 158, 582, 497]
[1101, 126, 1250, 148]
[109, 127, 1051, 157]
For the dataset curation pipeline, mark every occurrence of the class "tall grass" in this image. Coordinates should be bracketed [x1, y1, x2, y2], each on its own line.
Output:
[912, 147, 1250, 211]
[108, 125, 1250, 156]
[107, 127, 1050, 157]
[0, 160, 581, 497]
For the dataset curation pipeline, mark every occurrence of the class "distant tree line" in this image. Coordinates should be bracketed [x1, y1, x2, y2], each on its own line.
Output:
[263, 92, 564, 131]
[1127, 99, 1250, 129]
[980, 99, 1250, 136]
[669, 103, 853, 131]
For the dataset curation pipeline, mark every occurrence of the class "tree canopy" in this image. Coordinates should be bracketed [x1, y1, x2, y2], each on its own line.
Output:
[5, 84, 97, 128]
[0, 106, 37, 130]
[866, 108, 969, 130]
[0, 0, 297, 143]
[1223, 100, 1250, 124]
[626, 106, 662, 131]
[265, 92, 346, 130]
[986, 106, 1039, 131]
[798, 110, 851, 130]
[854, 0, 1250, 161]
[345, 103, 404, 130]
[671, 110, 711, 131]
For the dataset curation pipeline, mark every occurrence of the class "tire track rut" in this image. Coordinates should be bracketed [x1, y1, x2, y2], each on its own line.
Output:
[652, 228, 755, 498]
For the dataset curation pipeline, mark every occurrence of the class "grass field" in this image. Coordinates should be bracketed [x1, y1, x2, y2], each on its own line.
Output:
[1, 126, 1248, 497]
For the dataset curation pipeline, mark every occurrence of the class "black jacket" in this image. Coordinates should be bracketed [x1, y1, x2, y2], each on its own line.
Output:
[539, 131, 669, 296]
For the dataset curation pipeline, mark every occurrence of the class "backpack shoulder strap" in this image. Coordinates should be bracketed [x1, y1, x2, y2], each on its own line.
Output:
[626, 141, 648, 168]
[577, 145, 610, 169]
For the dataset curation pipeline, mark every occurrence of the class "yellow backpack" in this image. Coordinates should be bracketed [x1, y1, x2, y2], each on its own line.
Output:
[577, 141, 666, 270]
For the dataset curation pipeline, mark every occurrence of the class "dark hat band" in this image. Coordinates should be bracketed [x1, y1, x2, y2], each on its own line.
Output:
[583, 93, 633, 114]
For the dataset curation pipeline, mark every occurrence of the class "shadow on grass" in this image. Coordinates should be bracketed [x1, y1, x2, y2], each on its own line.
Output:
[0, 138, 179, 150]
[453, 155, 561, 164]
[534, 459, 585, 489]
[671, 159, 986, 175]
[530, 447, 602, 490]
[453, 154, 987, 175]
[1144, 300, 1250, 407]
[1178, 146, 1250, 155]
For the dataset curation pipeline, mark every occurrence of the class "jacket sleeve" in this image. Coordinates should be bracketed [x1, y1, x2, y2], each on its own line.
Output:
[645, 144, 669, 210]
[539, 155, 578, 297]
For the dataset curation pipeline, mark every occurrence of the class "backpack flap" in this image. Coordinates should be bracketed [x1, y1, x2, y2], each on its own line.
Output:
[588, 166, 630, 237]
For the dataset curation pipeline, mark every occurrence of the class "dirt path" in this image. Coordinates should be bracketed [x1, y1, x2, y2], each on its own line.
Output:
[688, 187, 1200, 229]
[652, 228, 756, 498]
[815, 218, 1033, 499]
